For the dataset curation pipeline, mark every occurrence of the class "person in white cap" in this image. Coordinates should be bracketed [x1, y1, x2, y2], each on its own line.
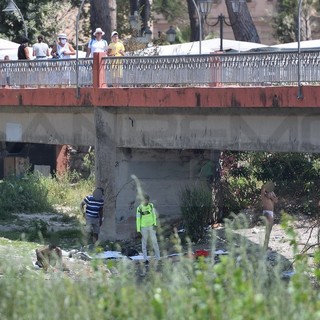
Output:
[107, 31, 125, 57]
[107, 31, 125, 86]
[86, 27, 108, 58]
[51, 33, 75, 59]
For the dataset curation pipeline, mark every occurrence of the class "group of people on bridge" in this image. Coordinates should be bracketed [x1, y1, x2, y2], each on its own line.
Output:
[11, 27, 125, 61]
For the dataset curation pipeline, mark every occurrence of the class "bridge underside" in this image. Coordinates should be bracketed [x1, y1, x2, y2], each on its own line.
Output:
[1, 105, 320, 153]
[1, 86, 320, 239]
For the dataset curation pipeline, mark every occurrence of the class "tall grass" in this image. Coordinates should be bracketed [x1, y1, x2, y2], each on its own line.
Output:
[0, 172, 94, 219]
[1, 216, 319, 320]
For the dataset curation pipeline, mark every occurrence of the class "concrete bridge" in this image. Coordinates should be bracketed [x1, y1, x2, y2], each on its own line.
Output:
[1, 51, 320, 240]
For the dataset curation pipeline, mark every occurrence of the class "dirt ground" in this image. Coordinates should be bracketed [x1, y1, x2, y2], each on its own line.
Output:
[0, 212, 319, 278]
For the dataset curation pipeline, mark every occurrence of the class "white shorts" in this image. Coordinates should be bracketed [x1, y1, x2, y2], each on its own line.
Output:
[263, 210, 274, 218]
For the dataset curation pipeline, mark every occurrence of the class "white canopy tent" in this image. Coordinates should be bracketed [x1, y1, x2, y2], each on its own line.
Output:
[0, 39, 19, 60]
[271, 39, 320, 50]
[144, 38, 268, 56]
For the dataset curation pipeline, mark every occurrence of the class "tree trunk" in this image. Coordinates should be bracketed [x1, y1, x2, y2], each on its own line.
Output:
[186, 0, 200, 41]
[225, 0, 260, 43]
[140, 0, 151, 33]
[211, 150, 223, 223]
[90, 0, 117, 42]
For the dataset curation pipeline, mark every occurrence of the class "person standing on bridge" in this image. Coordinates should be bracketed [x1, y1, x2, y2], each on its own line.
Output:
[261, 182, 278, 250]
[17, 37, 30, 60]
[81, 187, 105, 245]
[107, 31, 125, 87]
[136, 194, 160, 263]
[32, 35, 50, 59]
[86, 27, 108, 58]
[51, 33, 75, 59]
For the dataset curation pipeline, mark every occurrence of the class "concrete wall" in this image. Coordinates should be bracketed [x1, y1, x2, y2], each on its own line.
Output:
[114, 107, 320, 153]
[113, 148, 213, 239]
[94, 106, 320, 240]
[0, 106, 95, 146]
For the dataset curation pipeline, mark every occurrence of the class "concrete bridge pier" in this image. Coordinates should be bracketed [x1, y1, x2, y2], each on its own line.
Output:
[95, 107, 117, 241]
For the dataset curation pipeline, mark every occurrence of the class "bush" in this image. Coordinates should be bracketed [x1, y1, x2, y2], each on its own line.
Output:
[0, 174, 52, 217]
[0, 172, 94, 219]
[179, 185, 212, 242]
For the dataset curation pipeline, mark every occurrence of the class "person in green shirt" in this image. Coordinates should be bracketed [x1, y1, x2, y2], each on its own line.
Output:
[136, 194, 160, 262]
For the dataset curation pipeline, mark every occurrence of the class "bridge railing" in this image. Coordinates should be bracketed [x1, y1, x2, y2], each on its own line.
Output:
[1, 50, 320, 87]
[0, 58, 93, 87]
[104, 50, 320, 87]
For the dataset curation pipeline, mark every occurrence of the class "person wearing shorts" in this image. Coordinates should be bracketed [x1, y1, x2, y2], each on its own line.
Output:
[261, 184, 278, 250]
[81, 187, 104, 244]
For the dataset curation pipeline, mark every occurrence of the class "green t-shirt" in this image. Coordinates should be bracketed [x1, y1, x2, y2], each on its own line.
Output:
[136, 203, 157, 232]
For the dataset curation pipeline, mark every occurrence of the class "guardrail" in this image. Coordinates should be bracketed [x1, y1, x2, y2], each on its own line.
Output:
[1, 50, 320, 88]
[0, 58, 92, 88]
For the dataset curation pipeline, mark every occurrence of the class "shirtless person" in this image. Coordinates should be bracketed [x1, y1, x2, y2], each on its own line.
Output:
[261, 184, 278, 250]
[35, 244, 68, 271]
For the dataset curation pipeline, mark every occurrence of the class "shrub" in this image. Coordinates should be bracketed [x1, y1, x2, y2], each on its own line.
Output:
[179, 185, 212, 242]
[0, 174, 52, 217]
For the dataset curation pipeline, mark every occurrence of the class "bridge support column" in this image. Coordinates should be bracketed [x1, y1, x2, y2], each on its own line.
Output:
[95, 107, 117, 241]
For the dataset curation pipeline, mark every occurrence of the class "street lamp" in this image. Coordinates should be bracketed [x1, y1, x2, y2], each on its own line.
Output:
[143, 27, 152, 43]
[129, 11, 152, 43]
[297, 0, 303, 99]
[2, 0, 28, 38]
[191, 0, 204, 54]
[166, 26, 176, 44]
[76, 0, 86, 98]
[204, 0, 245, 52]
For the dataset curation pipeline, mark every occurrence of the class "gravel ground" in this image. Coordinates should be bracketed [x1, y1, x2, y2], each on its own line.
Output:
[0, 213, 319, 279]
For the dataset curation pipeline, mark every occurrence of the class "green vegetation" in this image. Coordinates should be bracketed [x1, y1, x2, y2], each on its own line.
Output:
[180, 185, 212, 242]
[0, 171, 93, 218]
[0, 215, 320, 319]
[0, 174, 52, 218]
[180, 152, 320, 242]
[0, 171, 93, 246]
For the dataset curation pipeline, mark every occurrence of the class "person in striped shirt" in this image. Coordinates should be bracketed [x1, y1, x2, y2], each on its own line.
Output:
[81, 187, 104, 244]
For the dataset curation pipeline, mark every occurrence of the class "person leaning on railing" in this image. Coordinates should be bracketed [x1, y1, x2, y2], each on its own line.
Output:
[17, 37, 30, 60]
[32, 35, 50, 59]
[107, 31, 125, 87]
[51, 33, 75, 59]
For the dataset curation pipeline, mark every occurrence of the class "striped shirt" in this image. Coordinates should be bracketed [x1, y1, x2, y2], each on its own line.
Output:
[84, 195, 104, 218]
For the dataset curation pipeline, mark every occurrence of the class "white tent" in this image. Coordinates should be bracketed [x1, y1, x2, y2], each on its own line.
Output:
[145, 38, 268, 56]
[0, 39, 19, 60]
[271, 39, 320, 50]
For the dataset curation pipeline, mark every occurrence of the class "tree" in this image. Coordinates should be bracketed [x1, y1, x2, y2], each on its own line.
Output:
[128, 0, 151, 35]
[226, 0, 260, 43]
[186, 0, 200, 41]
[273, 0, 317, 43]
[90, 0, 116, 42]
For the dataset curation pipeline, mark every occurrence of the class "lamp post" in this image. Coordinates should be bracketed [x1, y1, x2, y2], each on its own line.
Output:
[204, 0, 245, 52]
[297, 0, 303, 99]
[2, 0, 28, 38]
[166, 26, 176, 44]
[76, 0, 86, 98]
[129, 10, 152, 44]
